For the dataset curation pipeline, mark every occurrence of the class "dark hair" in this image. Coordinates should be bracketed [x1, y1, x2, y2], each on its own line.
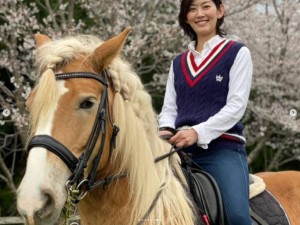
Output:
[178, 0, 225, 42]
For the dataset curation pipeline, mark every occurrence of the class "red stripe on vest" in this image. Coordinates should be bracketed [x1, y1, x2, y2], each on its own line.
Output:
[190, 39, 226, 72]
[182, 41, 236, 87]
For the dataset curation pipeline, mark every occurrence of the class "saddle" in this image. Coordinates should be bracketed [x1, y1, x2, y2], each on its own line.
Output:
[180, 155, 226, 225]
[181, 157, 291, 225]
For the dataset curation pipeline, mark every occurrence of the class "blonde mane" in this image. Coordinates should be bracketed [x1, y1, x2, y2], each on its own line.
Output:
[105, 56, 196, 224]
[31, 34, 196, 224]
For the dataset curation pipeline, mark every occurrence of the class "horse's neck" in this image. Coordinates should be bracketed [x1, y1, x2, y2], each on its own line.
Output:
[78, 178, 132, 225]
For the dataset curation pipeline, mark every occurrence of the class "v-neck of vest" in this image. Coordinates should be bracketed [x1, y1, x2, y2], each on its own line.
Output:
[181, 40, 235, 87]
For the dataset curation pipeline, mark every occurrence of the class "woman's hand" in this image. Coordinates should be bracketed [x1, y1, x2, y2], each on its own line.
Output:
[169, 129, 198, 148]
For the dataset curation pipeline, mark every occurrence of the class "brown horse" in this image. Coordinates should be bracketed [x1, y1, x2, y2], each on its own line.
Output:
[17, 28, 300, 225]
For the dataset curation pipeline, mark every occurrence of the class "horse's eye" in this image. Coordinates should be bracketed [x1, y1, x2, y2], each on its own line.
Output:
[79, 99, 94, 109]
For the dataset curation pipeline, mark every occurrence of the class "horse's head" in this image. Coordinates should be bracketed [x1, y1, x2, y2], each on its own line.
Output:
[17, 28, 131, 225]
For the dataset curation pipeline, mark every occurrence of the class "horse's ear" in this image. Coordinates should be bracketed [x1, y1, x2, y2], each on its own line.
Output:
[35, 33, 51, 48]
[92, 27, 132, 72]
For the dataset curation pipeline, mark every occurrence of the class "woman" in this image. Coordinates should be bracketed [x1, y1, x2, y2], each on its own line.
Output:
[158, 0, 253, 224]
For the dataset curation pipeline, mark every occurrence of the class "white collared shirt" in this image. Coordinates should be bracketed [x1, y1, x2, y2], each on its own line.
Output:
[158, 35, 253, 148]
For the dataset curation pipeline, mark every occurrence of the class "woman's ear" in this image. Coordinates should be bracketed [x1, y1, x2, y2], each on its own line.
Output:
[217, 4, 225, 19]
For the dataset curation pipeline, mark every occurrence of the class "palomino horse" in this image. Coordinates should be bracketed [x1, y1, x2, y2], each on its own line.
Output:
[17, 28, 300, 225]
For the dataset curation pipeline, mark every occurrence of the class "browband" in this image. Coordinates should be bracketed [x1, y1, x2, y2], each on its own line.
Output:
[55, 72, 108, 86]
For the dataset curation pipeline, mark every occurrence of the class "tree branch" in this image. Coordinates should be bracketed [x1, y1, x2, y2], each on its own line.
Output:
[0, 154, 17, 195]
[44, 0, 60, 32]
[226, 0, 262, 17]
[0, 82, 14, 98]
[278, 156, 300, 167]
[67, 0, 75, 28]
[57, 0, 66, 29]
[247, 127, 273, 165]
[266, 148, 284, 171]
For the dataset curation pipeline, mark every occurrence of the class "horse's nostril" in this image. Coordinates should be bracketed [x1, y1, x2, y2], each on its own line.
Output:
[35, 190, 55, 220]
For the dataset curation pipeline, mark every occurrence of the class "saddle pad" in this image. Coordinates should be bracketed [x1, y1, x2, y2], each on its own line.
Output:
[249, 174, 266, 199]
[250, 189, 291, 225]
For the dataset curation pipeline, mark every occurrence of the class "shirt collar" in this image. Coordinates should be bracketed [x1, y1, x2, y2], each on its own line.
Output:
[188, 35, 225, 55]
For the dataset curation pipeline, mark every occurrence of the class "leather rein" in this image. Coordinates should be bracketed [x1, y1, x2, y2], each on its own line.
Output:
[27, 70, 124, 203]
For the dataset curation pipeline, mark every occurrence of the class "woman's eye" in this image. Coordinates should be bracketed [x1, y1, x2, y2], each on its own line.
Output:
[79, 100, 94, 109]
[189, 7, 197, 12]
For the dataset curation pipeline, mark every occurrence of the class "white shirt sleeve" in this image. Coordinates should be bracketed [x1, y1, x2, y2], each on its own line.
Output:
[158, 63, 177, 128]
[192, 46, 253, 145]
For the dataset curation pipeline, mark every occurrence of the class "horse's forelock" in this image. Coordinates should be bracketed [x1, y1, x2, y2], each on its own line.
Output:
[29, 68, 60, 138]
[35, 35, 103, 75]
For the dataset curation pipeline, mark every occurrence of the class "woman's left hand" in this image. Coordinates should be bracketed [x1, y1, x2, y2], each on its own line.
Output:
[169, 129, 198, 148]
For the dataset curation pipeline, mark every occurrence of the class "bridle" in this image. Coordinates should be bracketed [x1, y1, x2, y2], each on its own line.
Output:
[27, 70, 124, 204]
[26, 70, 178, 224]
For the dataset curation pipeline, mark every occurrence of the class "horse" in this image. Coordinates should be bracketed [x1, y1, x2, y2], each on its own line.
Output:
[16, 27, 300, 225]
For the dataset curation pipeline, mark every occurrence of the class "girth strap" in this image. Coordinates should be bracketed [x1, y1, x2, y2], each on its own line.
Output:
[28, 135, 78, 172]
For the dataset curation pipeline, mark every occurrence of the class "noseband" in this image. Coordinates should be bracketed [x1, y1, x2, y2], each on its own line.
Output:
[27, 70, 123, 202]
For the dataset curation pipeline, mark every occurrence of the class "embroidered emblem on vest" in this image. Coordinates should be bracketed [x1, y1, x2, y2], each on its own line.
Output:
[216, 75, 223, 82]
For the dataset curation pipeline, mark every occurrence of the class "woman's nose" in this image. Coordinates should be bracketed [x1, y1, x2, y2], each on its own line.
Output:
[195, 8, 204, 17]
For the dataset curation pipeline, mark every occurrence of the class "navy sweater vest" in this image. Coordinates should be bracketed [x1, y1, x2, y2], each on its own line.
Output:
[173, 40, 245, 153]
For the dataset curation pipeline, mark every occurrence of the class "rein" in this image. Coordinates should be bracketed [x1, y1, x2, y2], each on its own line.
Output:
[27, 70, 123, 205]
[137, 145, 183, 225]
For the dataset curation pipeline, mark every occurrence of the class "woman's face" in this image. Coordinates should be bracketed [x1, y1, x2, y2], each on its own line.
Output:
[186, 0, 224, 41]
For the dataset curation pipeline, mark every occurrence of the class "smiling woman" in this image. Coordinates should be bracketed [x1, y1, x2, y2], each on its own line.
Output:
[178, 0, 225, 49]
[185, 0, 224, 50]
[158, 0, 253, 224]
